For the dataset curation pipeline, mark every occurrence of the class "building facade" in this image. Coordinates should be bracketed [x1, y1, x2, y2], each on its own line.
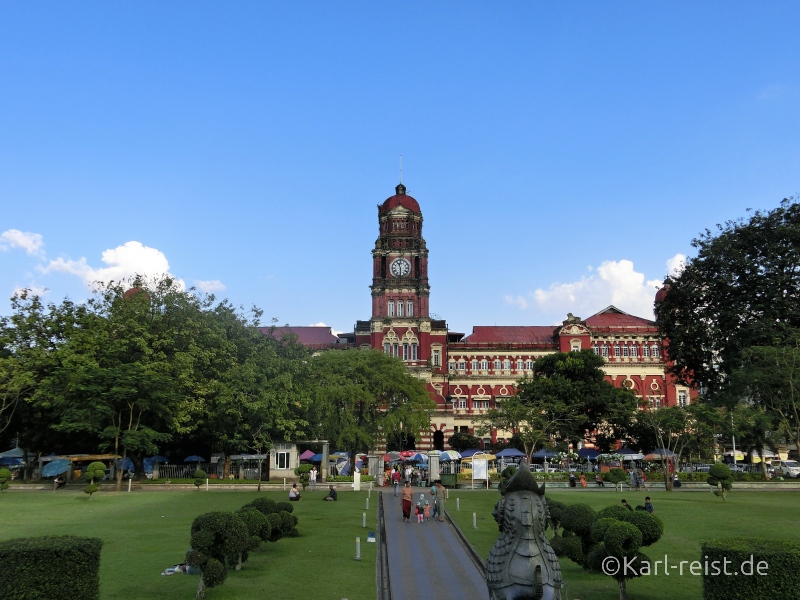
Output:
[273, 184, 694, 452]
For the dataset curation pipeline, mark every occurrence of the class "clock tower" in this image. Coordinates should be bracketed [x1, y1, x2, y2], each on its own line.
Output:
[370, 183, 430, 319]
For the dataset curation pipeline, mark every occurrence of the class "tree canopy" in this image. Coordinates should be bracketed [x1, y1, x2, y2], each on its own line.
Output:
[474, 350, 637, 459]
[655, 197, 800, 395]
[304, 349, 435, 459]
[1, 280, 439, 477]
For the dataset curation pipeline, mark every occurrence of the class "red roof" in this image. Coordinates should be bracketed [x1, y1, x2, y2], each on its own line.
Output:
[258, 326, 339, 346]
[584, 306, 655, 329]
[462, 326, 557, 345]
[380, 194, 421, 215]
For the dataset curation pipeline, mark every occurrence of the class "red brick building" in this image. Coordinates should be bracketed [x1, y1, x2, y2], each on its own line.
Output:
[272, 184, 694, 451]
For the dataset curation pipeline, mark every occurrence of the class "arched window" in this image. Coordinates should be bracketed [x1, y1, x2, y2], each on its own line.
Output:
[406, 301, 413, 317]
[397, 300, 404, 317]
[387, 300, 394, 317]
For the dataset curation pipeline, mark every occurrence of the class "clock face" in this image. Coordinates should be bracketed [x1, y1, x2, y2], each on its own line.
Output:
[390, 258, 411, 277]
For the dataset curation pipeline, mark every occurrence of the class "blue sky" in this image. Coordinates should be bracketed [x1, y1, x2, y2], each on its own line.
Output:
[1, 3, 798, 334]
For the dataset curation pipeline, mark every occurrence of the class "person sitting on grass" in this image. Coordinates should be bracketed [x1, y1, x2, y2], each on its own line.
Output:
[289, 483, 301, 501]
[324, 485, 338, 501]
[644, 496, 654, 513]
[621, 499, 633, 511]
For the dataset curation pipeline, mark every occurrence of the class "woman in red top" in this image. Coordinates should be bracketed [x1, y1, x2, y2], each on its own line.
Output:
[401, 481, 413, 522]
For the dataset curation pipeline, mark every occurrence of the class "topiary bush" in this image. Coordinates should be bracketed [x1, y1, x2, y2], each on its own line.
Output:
[84, 483, 99, 499]
[249, 497, 278, 515]
[701, 537, 800, 599]
[187, 511, 250, 599]
[0, 535, 102, 600]
[545, 497, 565, 536]
[84, 462, 107, 485]
[707, 463, 733, 501]
[265, 513, 283, 542]
[294, 464, 312, 490]
[275, 501, 294, 514]
[604, 468, 628, 485]
[237, 507, 272, 544]
[0, 467, 11, 491]
[554, 502, 664, 600]
[194, 469, 207, 489]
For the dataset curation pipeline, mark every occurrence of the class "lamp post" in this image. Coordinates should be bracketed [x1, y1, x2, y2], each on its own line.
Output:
[731, 413, 737, 472]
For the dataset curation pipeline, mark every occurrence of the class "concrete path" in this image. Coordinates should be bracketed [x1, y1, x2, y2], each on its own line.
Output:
[382, 488, 489, 600]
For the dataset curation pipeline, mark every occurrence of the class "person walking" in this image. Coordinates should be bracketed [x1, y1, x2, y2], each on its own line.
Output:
[391, 467, 401, 496]
[435, 480, 446, 522]
[401, 481, 413, 522]
[310, 466, 317, 491]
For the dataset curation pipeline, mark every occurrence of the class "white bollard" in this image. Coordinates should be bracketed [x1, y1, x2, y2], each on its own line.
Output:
[473, 512, 477, 529]
[355, 537, 361, 561]
[366, 497, 369, 511]
[362, 512, 366, 528]
[368, 488, 371, 499]
[446, 488, 450, 499]
[206, 478, 209, 491]
[128, 478, 132, 493]
[457, 498, 460, 511]
[283, 477, 286, 490]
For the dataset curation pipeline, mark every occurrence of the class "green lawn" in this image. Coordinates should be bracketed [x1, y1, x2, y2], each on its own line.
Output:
[4, 487, 800, 600]
[0, 487, 378, 600]
[448, 488, 800, 600]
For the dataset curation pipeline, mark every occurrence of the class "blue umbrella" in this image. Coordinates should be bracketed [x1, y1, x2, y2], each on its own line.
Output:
[439, 450, 462, 461]
[42, 459, 70, 477]
[495, 448, 526, 458]
[184, 455, 205, 463]
[116, 457, 134, 471]
[0, 457, 22, 466]
[410, 453, 428, 463]
[336, 458, 351, 476]
[531, 448, 560, 459]
[460, 448, 483, 458]
[0, 447, 24, 459]
[578, 448, 601, 459]
[310, 453, 323, 463]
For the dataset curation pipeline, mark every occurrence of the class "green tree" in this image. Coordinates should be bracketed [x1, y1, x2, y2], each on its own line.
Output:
[655, 198, 800, 398]
[447, 431, 482, 453]
[200, 316, 310, 484]
[305, 349, 435, 461]
[631, 404, 721, 489]
[727, 338, 800, 457]
[0, 292, 83, 476]
[474, 351, 637, 460]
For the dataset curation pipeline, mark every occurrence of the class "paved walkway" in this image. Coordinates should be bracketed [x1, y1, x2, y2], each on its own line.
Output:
[382, 488, 489, 600]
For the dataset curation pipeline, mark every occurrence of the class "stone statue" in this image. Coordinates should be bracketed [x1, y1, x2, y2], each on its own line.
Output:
[486, 461, 562, 600]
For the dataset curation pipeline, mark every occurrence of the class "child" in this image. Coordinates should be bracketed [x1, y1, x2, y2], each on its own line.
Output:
[416, 493, 428, 523]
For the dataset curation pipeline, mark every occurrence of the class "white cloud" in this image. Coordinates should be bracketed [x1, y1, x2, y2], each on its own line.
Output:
[666, 253, 685, 276]
[0, 229, 44, 256]
[195, 279, 226, 293]
[505, 257, 681, 320]
[308, 322, 344, 335]
[12, 284, 48, 298]
[41, 241, 184, 290]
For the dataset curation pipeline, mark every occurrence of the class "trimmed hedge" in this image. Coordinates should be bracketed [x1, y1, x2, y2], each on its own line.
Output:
[0, 535, 102, 600]
[701, 537, 800, 600]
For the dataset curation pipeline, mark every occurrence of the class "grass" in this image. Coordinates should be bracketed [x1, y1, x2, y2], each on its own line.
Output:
[4, 486, 800, 600]
[447, 487, 800, 600]
[0, 487, 378, 600]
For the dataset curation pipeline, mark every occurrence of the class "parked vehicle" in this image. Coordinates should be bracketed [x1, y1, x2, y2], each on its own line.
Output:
[769, 460, 800, 478]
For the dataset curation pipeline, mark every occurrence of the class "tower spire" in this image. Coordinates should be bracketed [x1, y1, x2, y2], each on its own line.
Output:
[399, 155, 403, 184]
